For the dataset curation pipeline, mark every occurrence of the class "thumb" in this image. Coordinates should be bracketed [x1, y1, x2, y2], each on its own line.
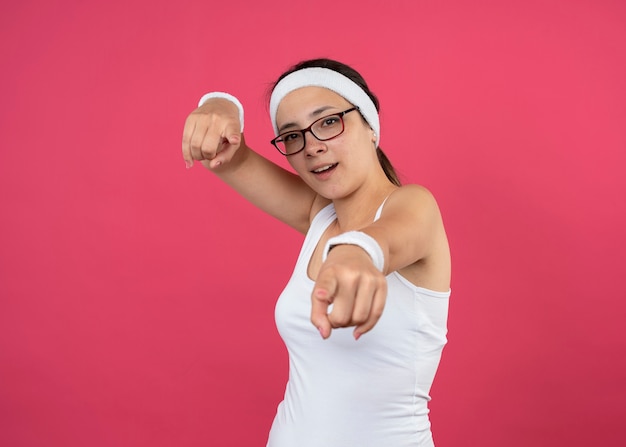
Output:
[311, 274, 337, 339]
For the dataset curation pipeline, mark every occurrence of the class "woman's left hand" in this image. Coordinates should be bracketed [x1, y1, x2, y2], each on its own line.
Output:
[310, 245, 387, 340]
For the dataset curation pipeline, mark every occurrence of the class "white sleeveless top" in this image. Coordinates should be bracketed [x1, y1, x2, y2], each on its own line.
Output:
[267, 203, 450, 447]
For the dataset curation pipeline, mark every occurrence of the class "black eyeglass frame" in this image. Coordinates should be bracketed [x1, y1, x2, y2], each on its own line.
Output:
[270, 107, 359, 156]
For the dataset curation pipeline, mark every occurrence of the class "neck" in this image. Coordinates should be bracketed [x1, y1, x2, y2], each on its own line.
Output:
[332, 176, 397, 232]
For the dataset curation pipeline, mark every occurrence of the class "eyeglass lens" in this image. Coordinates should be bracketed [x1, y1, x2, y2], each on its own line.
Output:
[276, 113, 345, 155]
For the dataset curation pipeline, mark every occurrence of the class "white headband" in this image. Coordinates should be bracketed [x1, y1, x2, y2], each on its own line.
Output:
[269, 67, 380, 147]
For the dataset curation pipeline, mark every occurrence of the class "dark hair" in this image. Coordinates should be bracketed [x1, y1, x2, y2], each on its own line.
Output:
[269, 58, 401, 186]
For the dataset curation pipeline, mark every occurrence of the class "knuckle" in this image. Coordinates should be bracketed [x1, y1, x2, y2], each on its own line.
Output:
[352, 308, 370, 324]
[377, 276, 387, 290]
[189, 135, 203, 150]
[329, 312, 351, 327]
[338, 268, 359, 285]
[360, 274, 377, 288]
[200, 146, 215, 159]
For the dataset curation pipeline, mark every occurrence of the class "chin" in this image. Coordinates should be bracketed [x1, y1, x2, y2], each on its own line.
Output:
[315, 186, 351, 201]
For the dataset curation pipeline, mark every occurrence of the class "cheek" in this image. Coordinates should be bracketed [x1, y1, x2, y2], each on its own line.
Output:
[287, 158, 307, 176]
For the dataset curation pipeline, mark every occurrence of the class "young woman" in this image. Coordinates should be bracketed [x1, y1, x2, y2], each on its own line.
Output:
[182, 59, 451, 447]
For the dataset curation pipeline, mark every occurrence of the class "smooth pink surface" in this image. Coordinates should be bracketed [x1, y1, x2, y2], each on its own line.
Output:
[1, 1, 625, 445]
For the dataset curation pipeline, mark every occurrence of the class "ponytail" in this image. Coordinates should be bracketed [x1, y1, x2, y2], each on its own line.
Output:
[377, 147, 401, 186]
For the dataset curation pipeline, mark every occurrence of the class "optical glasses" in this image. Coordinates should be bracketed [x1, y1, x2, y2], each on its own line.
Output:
[271, 107, 358, 156]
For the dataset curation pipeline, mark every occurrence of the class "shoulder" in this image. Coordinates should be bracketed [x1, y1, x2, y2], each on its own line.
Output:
[376, 185, 446, 236]
[393, 183, 436, 199]
[384, 184, 440, 217]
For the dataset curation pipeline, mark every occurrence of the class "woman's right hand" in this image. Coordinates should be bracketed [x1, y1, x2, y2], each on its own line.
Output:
[182, 98, 244, 170]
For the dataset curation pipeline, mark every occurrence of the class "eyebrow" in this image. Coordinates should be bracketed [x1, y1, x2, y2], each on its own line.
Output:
[277, 105, 338, 134]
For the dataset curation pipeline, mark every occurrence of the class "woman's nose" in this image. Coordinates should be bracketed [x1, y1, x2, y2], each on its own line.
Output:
[303, 132, 327, 156]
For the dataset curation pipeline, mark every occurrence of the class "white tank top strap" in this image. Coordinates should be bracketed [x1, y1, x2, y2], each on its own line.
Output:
[311, 203, 336, 231]
[374, 196, 391, 221]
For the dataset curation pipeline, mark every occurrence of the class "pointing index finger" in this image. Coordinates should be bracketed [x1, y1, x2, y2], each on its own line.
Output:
[311, 275, 337, 339]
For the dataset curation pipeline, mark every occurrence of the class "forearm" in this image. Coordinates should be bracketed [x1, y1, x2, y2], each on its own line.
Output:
[209, 140, 315, 232]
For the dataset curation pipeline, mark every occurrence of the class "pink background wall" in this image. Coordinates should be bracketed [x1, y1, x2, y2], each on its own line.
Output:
[1, 0, 625, 445]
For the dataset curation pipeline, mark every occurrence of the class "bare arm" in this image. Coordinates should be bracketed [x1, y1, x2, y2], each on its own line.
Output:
[182, 98, 316, 233]
[311, 184, 450, 339]
[361, 184, 448, 275]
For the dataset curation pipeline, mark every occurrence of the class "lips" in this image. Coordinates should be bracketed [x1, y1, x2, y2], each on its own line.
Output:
[311, 163, 338, 174]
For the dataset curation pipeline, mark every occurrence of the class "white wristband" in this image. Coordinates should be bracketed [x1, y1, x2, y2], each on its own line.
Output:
[198, 92, 245, 132]
[322, 231, 385, 272]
